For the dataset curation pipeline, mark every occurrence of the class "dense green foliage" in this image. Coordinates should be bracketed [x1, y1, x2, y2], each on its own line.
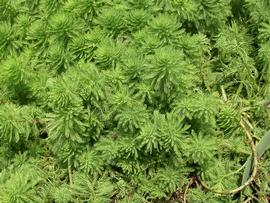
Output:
[1, 0, 270, 202]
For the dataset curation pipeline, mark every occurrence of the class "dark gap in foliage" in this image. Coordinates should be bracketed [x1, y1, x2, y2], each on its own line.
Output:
[40, 131, 48, 139]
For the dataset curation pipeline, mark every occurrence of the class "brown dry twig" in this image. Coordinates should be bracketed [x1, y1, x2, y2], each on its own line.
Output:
[183, 178, 195, 203]
[243, 197, 252, 203]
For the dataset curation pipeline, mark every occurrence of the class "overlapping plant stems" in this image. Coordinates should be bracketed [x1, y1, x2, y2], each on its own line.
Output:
[198, 114, 258, 195]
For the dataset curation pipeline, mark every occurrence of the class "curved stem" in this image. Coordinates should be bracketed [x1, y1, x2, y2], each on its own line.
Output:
[198, 117, 258, 195]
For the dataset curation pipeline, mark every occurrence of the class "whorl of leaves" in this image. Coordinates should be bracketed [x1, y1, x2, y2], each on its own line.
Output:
[1, 1, 270, 203]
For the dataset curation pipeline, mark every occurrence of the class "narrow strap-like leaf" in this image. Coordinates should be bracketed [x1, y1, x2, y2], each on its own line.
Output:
[241, 130, 270, 185]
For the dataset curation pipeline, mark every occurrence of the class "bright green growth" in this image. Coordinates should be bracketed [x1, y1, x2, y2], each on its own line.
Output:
[0, 0, 270, 202]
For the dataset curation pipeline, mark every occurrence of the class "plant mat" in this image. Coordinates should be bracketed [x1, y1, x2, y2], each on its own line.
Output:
[1, 0, 270, 202]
